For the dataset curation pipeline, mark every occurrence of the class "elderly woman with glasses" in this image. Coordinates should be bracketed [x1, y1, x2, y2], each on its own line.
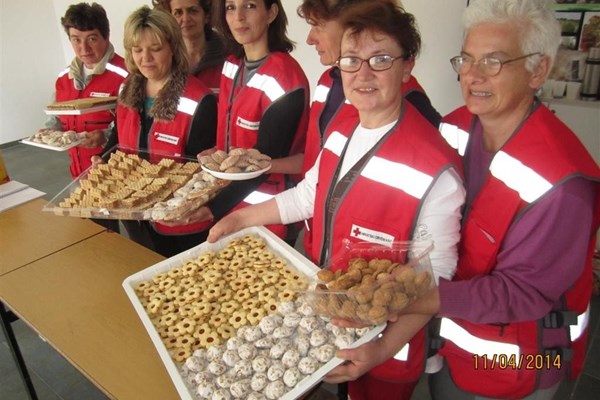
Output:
[207, 2, 465, 399]
[385, 1, 599, 399]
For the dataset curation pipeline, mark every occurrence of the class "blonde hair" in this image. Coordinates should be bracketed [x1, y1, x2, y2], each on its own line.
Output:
[123, 6, 189, 75]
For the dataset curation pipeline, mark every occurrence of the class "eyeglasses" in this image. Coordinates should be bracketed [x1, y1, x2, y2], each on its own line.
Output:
[450, 52, 541, 77]
[337, 55, 404, 73]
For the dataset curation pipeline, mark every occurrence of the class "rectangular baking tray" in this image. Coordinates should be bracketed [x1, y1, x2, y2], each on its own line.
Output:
[122, 226, 385, 400]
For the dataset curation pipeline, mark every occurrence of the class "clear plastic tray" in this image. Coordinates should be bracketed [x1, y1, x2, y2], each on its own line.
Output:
[122, 227, 385, 400]
[43, 146, 228, 220]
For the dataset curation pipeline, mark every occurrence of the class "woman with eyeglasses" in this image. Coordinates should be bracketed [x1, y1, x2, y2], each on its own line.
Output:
[298, 0, 442, 177]
[388, 0, 598, 399]
[207, 2, 465, 399]
[296, 0, 443, 264]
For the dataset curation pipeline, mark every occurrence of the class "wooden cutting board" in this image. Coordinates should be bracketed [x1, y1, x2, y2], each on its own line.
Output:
[46, 96, 118, 110]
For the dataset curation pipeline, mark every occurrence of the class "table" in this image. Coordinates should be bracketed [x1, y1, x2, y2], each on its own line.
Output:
[0, 198, 105, 276]
[0, 231, 179, 399]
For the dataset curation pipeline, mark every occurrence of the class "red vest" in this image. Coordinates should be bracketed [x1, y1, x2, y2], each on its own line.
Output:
[56, 54, 128, 177]
[311, 102, 461, 382]
[303, 72, 429, 260]
[438, 105, 600, 398]
[195, 64, 222, 95]
[117, 76, 214, 235]
[216, 53, 310, 238]
[402, 75, 425, 97]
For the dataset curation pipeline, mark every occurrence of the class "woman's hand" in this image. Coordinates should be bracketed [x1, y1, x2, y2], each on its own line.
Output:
[324, 339, 389, 384]
[79, 130, 106, 148]
[157, 206, 214, 227]
[207, 213, 245, 243]
[90, 155, 104, 166]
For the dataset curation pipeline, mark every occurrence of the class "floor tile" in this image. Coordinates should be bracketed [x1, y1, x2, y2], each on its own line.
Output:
[3, 319, 108, 400]
[571, 373, 600, 400]
[2, 142, 71, 200]
[583, 335, 600, 380]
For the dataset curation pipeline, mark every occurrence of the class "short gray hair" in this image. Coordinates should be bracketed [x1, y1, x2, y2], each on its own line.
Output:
[463, 0, 560, 72]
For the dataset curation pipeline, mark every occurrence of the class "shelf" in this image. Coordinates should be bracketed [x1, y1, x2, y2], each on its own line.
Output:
[539, 96, 600, 109]
[555, 4, 600, 12]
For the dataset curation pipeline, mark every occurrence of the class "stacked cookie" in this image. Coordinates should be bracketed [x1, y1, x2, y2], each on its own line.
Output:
[54, 150, 201, 218]
[308, 257, 433, 324]
[134, 234, 309, 364]
[180, 297, 372, 400]
[200, 148, 271, 174]
[27, 129, 80, 148]
[144, 171, 229, 221]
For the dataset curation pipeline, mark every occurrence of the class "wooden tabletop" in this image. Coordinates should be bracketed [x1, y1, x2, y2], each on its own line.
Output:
[0, 198, 106, 276]
[0, 231, 179, 400]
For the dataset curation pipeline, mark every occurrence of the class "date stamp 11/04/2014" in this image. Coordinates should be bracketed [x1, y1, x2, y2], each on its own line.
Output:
[472, 354, 562, 370]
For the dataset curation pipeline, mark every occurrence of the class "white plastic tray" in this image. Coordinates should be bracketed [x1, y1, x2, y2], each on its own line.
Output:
[43, 102, 116, 115]
[201, 163, 271, 181]
[122, 226, 384, 400]
[20, 138, 82, 152]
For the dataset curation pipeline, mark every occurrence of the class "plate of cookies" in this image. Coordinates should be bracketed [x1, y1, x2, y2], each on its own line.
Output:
[199, 148, 272, 181]
[21, 129, 83, 151]
[122, 227, 386, 400]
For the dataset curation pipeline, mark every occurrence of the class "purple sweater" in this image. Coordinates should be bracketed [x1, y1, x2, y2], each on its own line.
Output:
[439, 121, 596, 387]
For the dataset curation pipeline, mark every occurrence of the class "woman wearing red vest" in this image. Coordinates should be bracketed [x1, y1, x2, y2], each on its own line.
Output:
[296, 0, 444, 267]
[178, 0, 310, 241]
[391, 1, 600, 399]
[298, 0, 442, 176]
[152, 0, 225, 93]
[100, 6, 217, 255]
[207, 3, 465, 399]
[46, 3, 128, 179]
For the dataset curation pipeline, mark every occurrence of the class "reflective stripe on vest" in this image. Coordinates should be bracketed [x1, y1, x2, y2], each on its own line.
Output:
[243, 191, 275, 205]
[177, 97, 199, 116]
[439, 318, 520, 358]
[490, 151, 553, 203]
[248, 73, 286, 102]
[394, 343, 409, 361]
[223, 61, 239, 80]
[438, 122, 468, 156]
[324, 131, 433, 199]
[440, 307, 590, 357]
[105, 62, 128, 78]
[571, 305, 590, 341]
[313, 84, 330, 103]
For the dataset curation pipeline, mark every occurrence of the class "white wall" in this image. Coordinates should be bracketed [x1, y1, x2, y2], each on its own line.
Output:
[0, 0, 66, 144]
[404, 0, 466, 115]
[0, 0, 465, 145]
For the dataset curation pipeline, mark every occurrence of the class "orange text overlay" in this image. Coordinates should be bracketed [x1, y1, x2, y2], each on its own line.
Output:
[473, 354, 561, 370]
